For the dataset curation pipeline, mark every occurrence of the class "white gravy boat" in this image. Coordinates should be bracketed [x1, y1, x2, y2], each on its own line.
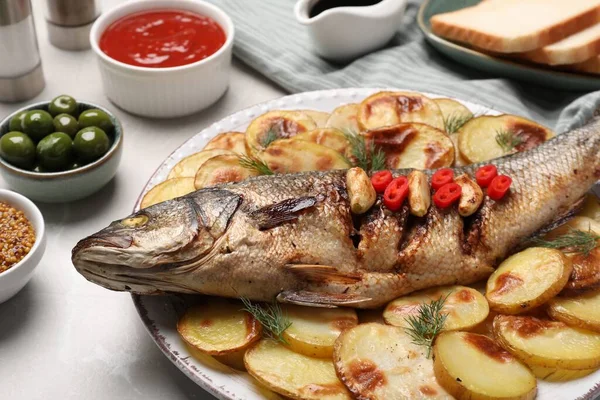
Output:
[294, 0, 407, 62]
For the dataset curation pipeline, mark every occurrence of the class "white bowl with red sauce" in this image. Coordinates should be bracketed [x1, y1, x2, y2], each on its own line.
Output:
[90, 0, 234, 118]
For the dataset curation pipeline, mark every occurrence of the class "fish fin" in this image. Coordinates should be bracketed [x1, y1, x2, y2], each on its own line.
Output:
[538, 196, 586, 234]
[277, 290, 372, 308]
[528, 196, 585, 237]
[285, 264, 363, 285]
[249, 196, 318, 230]
[515, 196, 586, 252]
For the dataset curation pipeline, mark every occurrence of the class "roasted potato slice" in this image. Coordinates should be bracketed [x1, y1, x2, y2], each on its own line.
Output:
[579, 193, 600, 222]
[168, 149, 233, 179]
[548, 290, 600, 333]
[457, 115, 554, 164]
[433, 332, 536, 400]
[194, 154, 260, 189]
[524, 366, 598, 381]
[262, 139, 350, 173]
[203, 132, 247, 154]
[358, 91, 445, 131]
[493, 314, 600, 380]
[455, 173, 483, 217]
[325, 103, 360, 133]
[186, 340, 249, 371]
[245, 110, 317, 157]
[449, 133, 470, 166]
[301, 110, 330, 128]
[140, 177, 196, 209]
[282, 305, 358, 359]
[384, 285, 489, 331]
[469, 310, 500, 337]
[544, 216, 600, 293]
[245, 339, 351, 400]
[177, 299, 262, 355]
[214, 350, 247, 371]
[365, 123, 454, 169]
[357, 309, 385, 324]
[334, 323, 451, 399]
[546, 216, 600, 239]
[486, 247, 572, 314]
[291, 128, 350, 156]
[434, 98, 474, 134]
[408, 170, 431, 217]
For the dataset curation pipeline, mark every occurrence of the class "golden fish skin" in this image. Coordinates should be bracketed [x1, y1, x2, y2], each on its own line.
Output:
[72, 118, 600, 308]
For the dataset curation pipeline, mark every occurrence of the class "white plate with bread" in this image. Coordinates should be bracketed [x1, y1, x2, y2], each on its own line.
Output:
[418, 0, 600, 91]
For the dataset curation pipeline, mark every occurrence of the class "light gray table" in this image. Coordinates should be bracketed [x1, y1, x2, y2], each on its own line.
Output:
[0, 1, 284, 398]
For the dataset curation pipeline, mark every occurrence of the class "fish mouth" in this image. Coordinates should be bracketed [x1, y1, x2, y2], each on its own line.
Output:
[75, 258, 165, 294]
[72, 233, 133, 257]
[74, 258, 198, 294]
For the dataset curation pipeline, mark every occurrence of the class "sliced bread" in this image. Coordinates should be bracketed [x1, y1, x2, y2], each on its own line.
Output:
[521, 23, 600, 65]
[568, 55, 600, 75]
[431, 0, 600, 53]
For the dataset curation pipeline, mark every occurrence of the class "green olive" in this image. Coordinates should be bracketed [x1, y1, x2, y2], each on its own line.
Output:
[9, 111, 27, 132]
[32, 164, 47, 173]
[78, 109, 114, 134]
[0, 131, 35, 169]
[48, 95, 78, 117]
[36, 132, 73, 171]
[74, 127, 110, 163]
[53, 113, 79, 138]
[67, 161, 81, 170]
[23, 109, 54, 142]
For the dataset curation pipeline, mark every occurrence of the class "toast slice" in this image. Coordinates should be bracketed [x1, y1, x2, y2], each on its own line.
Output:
[431, 0, 600, 53]
[522, 23, 600, 65]
[568, 55, 600, 75]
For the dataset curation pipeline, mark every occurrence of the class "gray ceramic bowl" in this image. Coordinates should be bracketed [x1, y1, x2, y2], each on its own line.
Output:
[0, 101, 123, 203]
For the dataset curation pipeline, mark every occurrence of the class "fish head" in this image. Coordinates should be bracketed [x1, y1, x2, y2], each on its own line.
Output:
[71, 189, 242, 292]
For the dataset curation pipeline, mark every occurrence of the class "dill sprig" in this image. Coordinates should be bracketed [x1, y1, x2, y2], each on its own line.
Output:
[370, 147, 386, 172]
[444, 113, 473, 134]
[495, 129, 524, 153]
[260, 126, 280, 148]
[241, 297, 292, 344]
[238, 155, 274, 175]
[404, 294, 450, 359]
[344, 129, 386, 172]
[532, 228, 600, 256]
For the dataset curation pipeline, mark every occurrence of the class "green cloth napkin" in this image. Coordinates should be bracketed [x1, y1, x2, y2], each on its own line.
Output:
[209, 0, 600, 133]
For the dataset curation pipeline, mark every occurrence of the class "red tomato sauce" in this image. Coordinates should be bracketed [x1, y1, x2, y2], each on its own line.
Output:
[99, 10, 226, 68]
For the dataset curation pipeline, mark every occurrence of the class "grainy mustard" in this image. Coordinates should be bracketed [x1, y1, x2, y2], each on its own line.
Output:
[0, 202, 35, 273]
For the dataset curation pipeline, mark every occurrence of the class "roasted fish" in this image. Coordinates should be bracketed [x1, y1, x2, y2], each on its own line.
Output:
[72, 119, 600, 308]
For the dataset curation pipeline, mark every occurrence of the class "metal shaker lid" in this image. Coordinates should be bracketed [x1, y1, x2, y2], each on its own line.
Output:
[45, 0, 99, 26]
[0, 0, 32, 26]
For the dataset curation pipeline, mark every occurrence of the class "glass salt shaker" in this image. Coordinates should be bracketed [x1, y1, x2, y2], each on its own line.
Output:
[0, 0, 45, 103]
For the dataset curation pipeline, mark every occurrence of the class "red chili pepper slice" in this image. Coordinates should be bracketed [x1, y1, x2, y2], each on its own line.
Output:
[431, 168, 454, 190]
[433, 183, 462, 209]
[475, 165, 498, 188]
[488, 175, 512, 200]
[371, 170, 393, 193]
[383, 176, 409, 211]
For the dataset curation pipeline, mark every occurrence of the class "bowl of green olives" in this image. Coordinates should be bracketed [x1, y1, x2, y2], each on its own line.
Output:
[0, 95, 123, 203]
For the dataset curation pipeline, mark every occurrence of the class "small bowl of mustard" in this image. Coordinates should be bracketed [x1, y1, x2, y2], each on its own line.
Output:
[0, 189, 46, 304]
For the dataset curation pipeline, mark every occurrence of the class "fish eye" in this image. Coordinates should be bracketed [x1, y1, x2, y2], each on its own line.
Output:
[121, 215, 149, 227]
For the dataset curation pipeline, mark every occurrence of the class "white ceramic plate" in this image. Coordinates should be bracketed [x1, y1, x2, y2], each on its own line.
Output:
[131, 88, 600, 400]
